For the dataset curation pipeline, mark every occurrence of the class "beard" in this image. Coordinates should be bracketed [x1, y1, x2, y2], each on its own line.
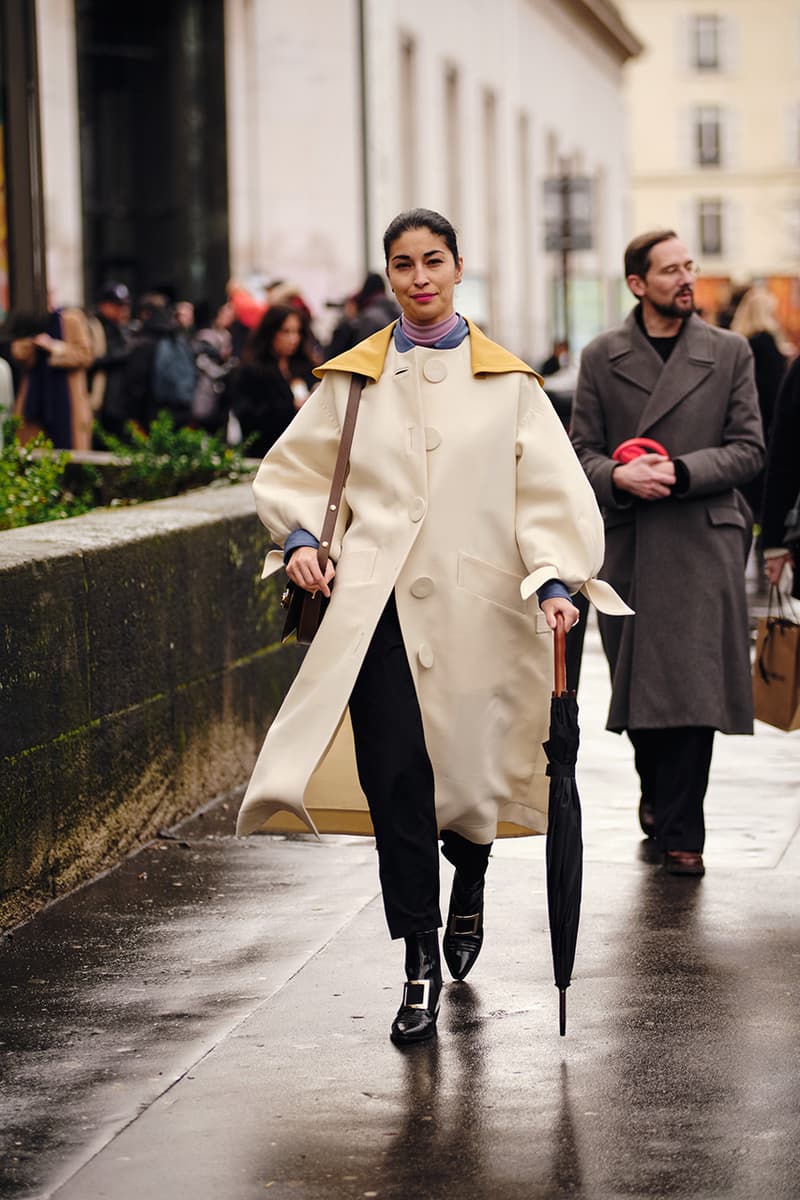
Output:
[650, 290, 694, 320]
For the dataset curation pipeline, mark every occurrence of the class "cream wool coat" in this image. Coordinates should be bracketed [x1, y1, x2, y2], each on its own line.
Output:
[236, 322, 629, 843]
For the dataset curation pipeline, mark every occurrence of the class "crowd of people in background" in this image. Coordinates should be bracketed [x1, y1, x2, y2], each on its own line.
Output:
[0, 266, 796, 600]
[0, 270, 399, 459]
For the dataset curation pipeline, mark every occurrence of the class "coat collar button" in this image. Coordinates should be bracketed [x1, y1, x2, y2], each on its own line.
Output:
[423, 359, 447, 383]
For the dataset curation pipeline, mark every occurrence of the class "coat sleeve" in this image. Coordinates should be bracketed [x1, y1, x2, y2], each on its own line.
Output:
[672, 338, 765, 497]
[515, 376, 630, 614]
[49, 309, 93, 370]
[570, 346, 633, 510]
[251, 372, 351, 577]
[761, 357, 800, 550]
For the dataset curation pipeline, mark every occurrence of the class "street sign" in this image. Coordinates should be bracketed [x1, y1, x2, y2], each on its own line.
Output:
[544, 175, 593, 252]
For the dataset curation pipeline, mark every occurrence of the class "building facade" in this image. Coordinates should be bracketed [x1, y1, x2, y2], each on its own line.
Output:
[7, 0, 641, 360]
[619, 0, 800, 337]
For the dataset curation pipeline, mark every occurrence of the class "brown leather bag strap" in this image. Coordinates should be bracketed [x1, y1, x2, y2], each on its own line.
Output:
[316, 373, 365, 572]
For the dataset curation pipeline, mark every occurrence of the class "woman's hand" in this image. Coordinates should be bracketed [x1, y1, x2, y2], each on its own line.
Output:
[540, 596, 581, 632]
[764, 551, 793, 586]
[286, 545, 335, 597]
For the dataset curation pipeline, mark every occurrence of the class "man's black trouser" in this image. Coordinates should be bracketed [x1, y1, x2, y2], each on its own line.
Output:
[349, 592, 492, 939]
[627, 726, 715, 853]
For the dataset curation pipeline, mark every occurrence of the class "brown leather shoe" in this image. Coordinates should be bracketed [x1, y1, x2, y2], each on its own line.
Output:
[664, 850, 705, 877]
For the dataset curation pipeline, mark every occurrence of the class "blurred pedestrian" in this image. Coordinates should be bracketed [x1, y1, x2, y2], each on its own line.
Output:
[762, 355, 800, 600]
[191, 300, 235, 434]
[571, 229, 764, 877]
[729, 286, 789, 521]
[87, 281, 133, 439]
[325, 294, 360, 358]
[236, 207, 628, 1045]
[352, 272, 400, 340]
[11, 296, 93, 449]
[226, 304, 316, 457]
[121, 294, 196, 433]
[538, 339, 569, 377]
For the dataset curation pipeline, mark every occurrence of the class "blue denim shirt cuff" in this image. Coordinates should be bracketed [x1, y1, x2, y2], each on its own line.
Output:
[536, 579, 571, 604]
[283, 529, 319, 564]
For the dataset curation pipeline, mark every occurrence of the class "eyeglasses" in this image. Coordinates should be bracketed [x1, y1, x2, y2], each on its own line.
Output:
[654, 261, 701, 278]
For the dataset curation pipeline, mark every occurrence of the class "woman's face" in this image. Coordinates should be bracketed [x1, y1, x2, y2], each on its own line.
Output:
[386, 228, 463, 325]
[272, 313, 302, 359]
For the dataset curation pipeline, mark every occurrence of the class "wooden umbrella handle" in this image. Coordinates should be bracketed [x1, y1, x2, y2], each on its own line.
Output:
[553, 611, 567, 696]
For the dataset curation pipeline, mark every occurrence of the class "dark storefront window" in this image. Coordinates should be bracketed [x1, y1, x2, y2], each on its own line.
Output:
[0, 1, 47, 318]
[76, 0, 229, 308]
[0, 67, 10, 323]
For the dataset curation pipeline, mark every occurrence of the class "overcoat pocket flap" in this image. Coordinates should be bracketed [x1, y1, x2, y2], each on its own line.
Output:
[707, 504, 747, 529]
[457, 551, 527, 615]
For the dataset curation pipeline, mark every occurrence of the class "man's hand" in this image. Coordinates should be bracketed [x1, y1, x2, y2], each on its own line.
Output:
[540, 596, 581, 632]
[612, 452, 676, 500]
[286, 545, 335, 598]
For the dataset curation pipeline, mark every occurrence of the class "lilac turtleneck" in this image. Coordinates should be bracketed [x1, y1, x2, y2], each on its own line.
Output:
[399, 312, 460, 347]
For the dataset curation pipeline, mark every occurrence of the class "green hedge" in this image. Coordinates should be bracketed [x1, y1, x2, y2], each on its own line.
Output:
[0, 413, 256, 532]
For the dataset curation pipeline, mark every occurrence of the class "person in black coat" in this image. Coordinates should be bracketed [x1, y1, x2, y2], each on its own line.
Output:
[89, 282, 133, 439]
[730, 287, 788, 521]
[226, 305, 317, 458]
[762, 355, 800, 600]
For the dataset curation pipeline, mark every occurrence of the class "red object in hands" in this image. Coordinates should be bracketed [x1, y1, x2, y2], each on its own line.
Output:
[611, 437, 669, 464]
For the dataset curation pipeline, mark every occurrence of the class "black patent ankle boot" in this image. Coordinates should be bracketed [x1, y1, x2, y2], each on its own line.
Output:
[390, 930, 442, 1046]
[442, 874, 484, 981]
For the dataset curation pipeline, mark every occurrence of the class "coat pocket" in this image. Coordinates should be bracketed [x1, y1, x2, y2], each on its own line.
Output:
[457, 551, 548, 628]
[334, 547, 378, 586]
[706, 504, 747, 529]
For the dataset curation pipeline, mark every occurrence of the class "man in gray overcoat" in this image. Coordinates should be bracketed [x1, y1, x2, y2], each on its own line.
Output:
[571, 230, 764, 876]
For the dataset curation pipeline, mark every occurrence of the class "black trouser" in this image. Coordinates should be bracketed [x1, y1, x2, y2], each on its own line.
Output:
[349, 593, 492, 939]
[627, 726, 715, 853]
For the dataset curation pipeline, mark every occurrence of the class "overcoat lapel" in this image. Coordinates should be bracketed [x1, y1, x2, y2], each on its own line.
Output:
[635, 314, 715, 435]
[608, 313, 661, 397]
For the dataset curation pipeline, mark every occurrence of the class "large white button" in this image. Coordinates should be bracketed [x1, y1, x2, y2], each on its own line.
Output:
[411, 576, 434, 598]
[423, 359, 447, 383]
[418, 643, 435, 668]
[409, 497, 426, 522]
[425, 427, 442, 450]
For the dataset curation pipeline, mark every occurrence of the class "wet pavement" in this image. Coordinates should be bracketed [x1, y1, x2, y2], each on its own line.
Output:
[1, 610, 799, 1199]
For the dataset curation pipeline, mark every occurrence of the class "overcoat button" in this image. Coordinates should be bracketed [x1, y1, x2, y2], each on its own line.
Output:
[409, 497, 426, 522]
[411, 576, 434, 598]
[418, 644, 435, 668]
[422, 359, 447, 383]
[425, 427, 442, 450]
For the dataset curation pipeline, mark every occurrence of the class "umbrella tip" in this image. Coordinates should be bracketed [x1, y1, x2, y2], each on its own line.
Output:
[559, 988, 567, 1037]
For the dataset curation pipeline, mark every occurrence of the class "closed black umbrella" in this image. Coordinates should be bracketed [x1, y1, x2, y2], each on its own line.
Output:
[543, 612, 583, 1036]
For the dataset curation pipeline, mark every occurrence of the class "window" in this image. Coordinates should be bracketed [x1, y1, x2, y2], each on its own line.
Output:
[694, 106, 722, 167]
[698, 199, 723, 256]
[691, 15, 721, 70]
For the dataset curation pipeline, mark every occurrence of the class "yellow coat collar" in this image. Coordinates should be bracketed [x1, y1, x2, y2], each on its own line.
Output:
[314, 319, 542, 384]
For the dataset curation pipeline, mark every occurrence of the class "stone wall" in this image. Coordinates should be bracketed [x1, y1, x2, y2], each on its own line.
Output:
[0, 484, 301, 930]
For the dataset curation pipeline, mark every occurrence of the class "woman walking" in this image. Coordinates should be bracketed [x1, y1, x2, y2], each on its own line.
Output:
[237, 209, 628, 1045]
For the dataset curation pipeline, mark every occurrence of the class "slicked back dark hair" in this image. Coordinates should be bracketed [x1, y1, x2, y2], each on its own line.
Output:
[624, 229, 678, 279]
[383, 208, 460, 266]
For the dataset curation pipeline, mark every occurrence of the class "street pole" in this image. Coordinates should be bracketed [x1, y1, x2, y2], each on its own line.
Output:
[559, 162, 571, 355]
